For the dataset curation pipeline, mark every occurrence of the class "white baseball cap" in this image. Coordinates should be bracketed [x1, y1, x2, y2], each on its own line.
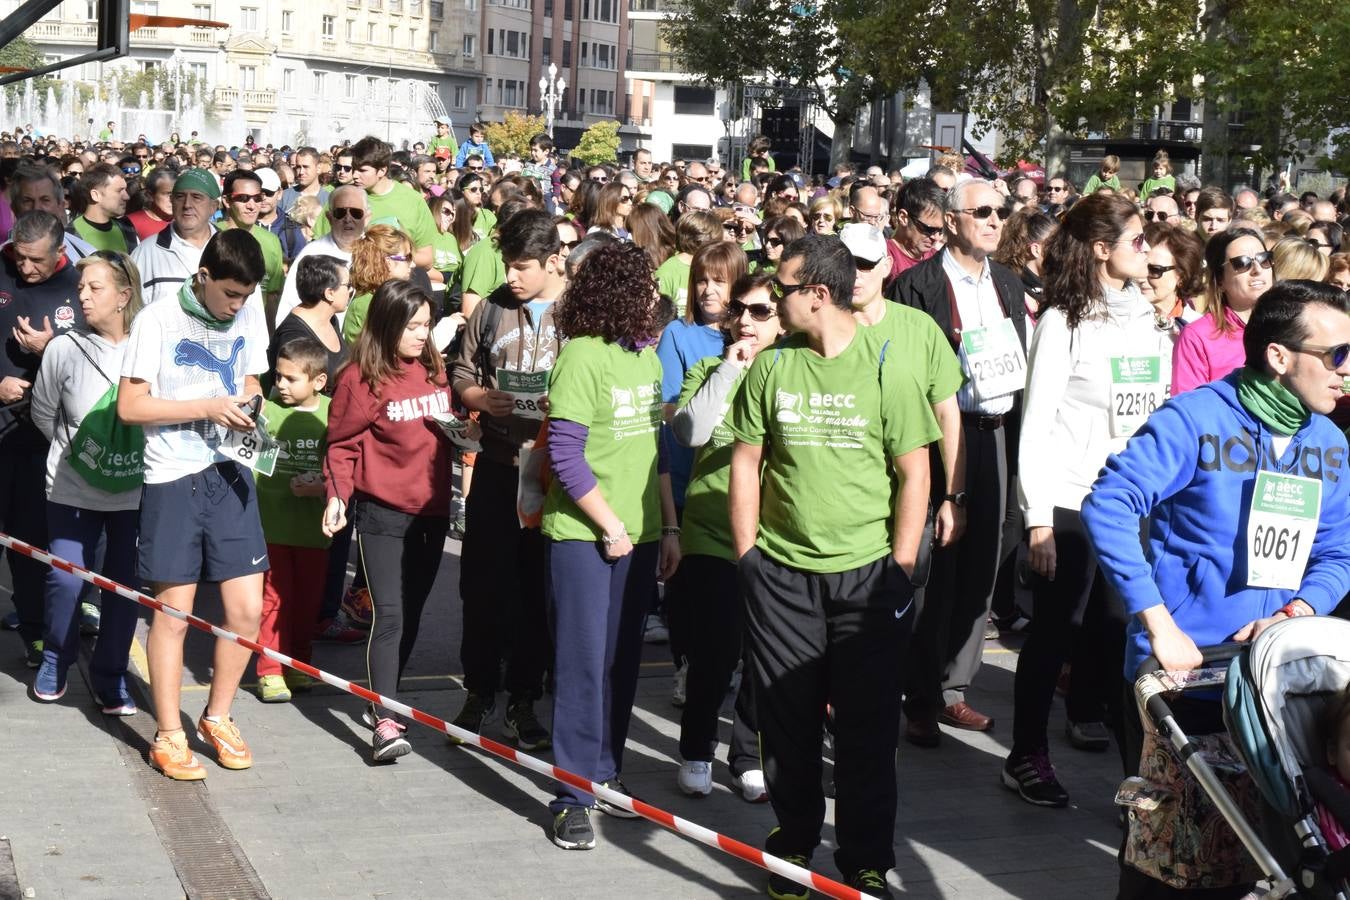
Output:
[839, 223, 887, 264]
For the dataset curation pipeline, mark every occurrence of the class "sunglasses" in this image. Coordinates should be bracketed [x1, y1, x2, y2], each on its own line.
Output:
[1306, 238, 1332, 250]
[468, 165, 484, 171]
[912, 219, 945, 238]
[1288, 342, 1350, 369]
[336, 164, 353, 172]
[812, 213, 835, 221]
[121, 166, 141, 175]
[958, 205, 1012, 221]
[1048, 185, 1068, 192]
[619, 193, 633, 202]
[766, 236, 784, 248]
[229, 192, 262, 204]
[386, 254, 411, 263]
[135, 154, 149, 160]
[561, 239, 580, 250]
[1142, 209, 1175, 222]
[852, 256, 879, 272]
[1115, 233, 1148, 252]
[261, 188, 277, 198]
[727, 299, 777, 322]
[1146, 264, 1175, 279]
[330, 207, 365, 221]
[1226, 251, 1273, 274]
[591, 176, 609, 183]
[769, 279, 818, 300]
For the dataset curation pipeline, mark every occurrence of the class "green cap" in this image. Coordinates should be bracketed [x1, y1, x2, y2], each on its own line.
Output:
[645, 189, 674, 215]
[173, 168, 220, 200]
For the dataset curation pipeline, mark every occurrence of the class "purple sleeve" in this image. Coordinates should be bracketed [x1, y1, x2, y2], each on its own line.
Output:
[549, 418, 597, 501]
[658, 426, 670, 475]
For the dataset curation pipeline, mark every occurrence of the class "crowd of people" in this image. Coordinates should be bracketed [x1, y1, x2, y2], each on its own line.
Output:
[5, 120, 1350, 899]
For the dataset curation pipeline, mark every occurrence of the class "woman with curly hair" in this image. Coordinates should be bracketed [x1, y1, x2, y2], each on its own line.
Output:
[543, 242, 682, 851]
[341, 224, 415, 342]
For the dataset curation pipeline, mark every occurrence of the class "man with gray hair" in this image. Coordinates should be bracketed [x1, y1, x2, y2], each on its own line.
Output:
[0, 210, 86, 667]
[889, 178, 1027, 748]
[275, 184, 367, 328]
[7, 164, 95, 259]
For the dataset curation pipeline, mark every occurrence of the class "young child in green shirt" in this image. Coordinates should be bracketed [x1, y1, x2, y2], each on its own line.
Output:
[254, 337, 332, 703]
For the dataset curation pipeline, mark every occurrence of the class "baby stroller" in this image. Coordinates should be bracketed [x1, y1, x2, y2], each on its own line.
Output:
[1132, 616, 1350, 899]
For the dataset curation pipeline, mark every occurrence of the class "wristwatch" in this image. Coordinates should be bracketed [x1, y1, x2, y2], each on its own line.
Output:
[943, 491, 968, 508]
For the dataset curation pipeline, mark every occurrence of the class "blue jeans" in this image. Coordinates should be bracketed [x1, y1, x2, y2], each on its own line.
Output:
[547, 538, 657, 813]
[42, 502, 140, 701]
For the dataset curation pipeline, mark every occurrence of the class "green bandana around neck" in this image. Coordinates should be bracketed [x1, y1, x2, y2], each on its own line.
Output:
[1236, 367, 1310, 436]
[177, 278, 233, 331]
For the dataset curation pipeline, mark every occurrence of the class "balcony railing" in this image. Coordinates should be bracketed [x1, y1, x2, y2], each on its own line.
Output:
[213, 87, 278, 109]
[625, 51, 686, 73]
[1128, 119, 1202, 143]
[31, 21, 219, 46]
[628, 0, 679, 12]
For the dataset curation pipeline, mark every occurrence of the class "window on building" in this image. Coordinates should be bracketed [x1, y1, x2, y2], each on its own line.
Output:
[673, 85, 715, 116]
[130, 0, 159, 13]
[463, 34, 475, 57]
[314, 71, 328, 95]
[191, 2, 210, 18]
[282, 68, 294, 92]
[429, 30, 437, 51]
[345, 74, 357, 98]
[281, 10, 293, 32]
[390, 0, 401, 11]
[409, 28, 418, 48]
[86, 0, 97, 19]
[579, 41, 586, 66]
[430, 0, 443, 14]
[189, 62, 207, 81]
[321, 14, 335, 37]
[672, 143, 713, 161]
[541, 36, 551, 63]
[367, 76, 379, 99]
[543, 0, 552, 14]
[506, 30, 521, 56]
[563, 0, 572, 18]
[595, 43, 612, 69]
[239, 6, 257, 29]
[239, 65, 256, 90]
[562, 39, 571, 65]
[346, 19, 355, 40]
[368, 22, 377, 41]
[453, 85, 466, 108]
[140, 60, 158, 74]
[487, 30, 493, 54]
[465, 0, 478, 9]
[1171, 96, 1193, 122]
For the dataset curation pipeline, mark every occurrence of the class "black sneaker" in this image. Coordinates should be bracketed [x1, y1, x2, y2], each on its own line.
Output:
[372, 717, 411, 762]
[551, 806, 596, 850]
[24, 639, 43, 669]
[504, 700, 551, 750]
[848, 868, 894, 898]
[1002, 749, 1070, 808]
[594, 778, 641, 819]
[766, 855, 811, 900]
[448, 692, 496, 745]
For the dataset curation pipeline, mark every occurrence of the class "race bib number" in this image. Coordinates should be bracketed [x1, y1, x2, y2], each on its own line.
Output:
[497, 367, 548, 420]
[429, 411, 483, 452]
[1109, 357, 1165, 438]
[216, 412, 280, 477]
[961, 318, 1025, 399]
[1246, 471, 1320, 590]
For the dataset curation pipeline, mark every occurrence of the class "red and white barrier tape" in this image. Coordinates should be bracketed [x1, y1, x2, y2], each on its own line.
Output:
[4, 532, 877, 900]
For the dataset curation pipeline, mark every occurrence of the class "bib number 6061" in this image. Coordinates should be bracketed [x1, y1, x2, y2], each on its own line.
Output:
[1252, 524, 1300, 562]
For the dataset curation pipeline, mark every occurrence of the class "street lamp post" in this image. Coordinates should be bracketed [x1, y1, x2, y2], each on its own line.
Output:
[539, 62, 565, 136]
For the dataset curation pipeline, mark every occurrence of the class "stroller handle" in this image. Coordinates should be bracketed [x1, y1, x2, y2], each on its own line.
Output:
[1135, 641, 1245, 680]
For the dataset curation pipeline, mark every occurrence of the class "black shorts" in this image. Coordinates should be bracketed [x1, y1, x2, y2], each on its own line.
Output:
[138, 462, 270, 585]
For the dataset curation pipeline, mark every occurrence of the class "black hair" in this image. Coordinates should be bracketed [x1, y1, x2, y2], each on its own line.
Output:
[529, 133, 554, 152]
[780, 233, 856, 311]
[350, 135, 392, 171]
[200, 228, 266, 286]
[898, 177, 945, 220]
[294, 254, 346, 306]
[275, 336, 329, 379]
[498, 208, 561, 264]
[1243, 279, 1350, 372]
[222, 168, 262, 197]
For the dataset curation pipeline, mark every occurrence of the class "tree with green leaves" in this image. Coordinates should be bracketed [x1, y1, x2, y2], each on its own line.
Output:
[485, 110, 547, 159]
[571, 120, 619, 165]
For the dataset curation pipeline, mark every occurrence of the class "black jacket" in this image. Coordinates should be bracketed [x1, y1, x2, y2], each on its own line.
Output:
[884, 250, 1029, 350]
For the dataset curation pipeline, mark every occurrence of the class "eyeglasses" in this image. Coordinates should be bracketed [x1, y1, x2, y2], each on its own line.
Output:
[727, 299, 777, 322]
[468, 164, 484, 172]
[1226, 251, 1273, 274]
[619, 193, 633, 203]
[912, 219, 945, 238]
[121, 166, 141, 175]
[1142, 209, 1175, 222]
[811, 213, 835, 221]
[1115, 233, 1148, 252]
[766, 236, 784, 248]
[261, 188, 277, 198]
[958, 205, 1012, 222]
[134, 153, 149, 160]
[1287, 342, 1350, 369]
[852, 256, 880, 272]
[855, 210, 885, 226]
[331, 207, 365, 221]
[591, 175, 609, 183]
[561, 239, 580, 250]
[723, 223, 752, 238]
[386, 254, 411, 263]
[769, 279, 819, 300]
[229, 192, 262, 204]
[1146, 264, 1175, 279]
[336, 164, 353, 172]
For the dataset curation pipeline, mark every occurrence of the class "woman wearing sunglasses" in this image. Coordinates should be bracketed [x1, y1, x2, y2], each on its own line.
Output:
[667, 272, 781, 802]
[1139, 221, 1205, 339]
[586, 182, 634, 240]
[757, 215, 806, 275]
[1171, 228, 1274, 395]
[807, 194, 842, 235]
[1006, 192, 1169, 808]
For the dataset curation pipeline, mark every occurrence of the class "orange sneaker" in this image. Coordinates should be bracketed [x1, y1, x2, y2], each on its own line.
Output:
[196, 713, 253, 770]
[149, 730, 207, 781]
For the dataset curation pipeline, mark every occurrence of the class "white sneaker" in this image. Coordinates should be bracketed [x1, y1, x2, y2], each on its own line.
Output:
[671, 661, 687, 708]
[677, 760, 712, 796]
[643, 614, 669, 644]
[734, 768, 768, 803]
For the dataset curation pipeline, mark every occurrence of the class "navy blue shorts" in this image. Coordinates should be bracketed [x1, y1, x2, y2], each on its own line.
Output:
[138, 462, 270, 585]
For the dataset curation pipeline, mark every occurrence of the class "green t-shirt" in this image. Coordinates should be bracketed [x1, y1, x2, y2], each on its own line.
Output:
[741, 155, 777, 181]
[218, 219, 284, 294]
[430, 135, 458, 157]
[542, 336, 664, 544]
[313, 182, 437, 251]
[255, 397, 330, 549]
[865, 302, 964, 405]
[343, 292, 372, 343]
[1083, 173, 1121, 194]
[1139, 175, 1176, 200]
[461, 237, 504, 299]
[71, 216, 131, 254]
[727, 326, 940, 572]
[473, 206, 497, 240]
[654, 255, 691, 319]
[678, 356, 743, 561]
[429, 230, 462, 276]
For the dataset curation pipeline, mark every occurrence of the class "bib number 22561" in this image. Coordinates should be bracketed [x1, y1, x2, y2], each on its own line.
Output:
[1246, 470, 1321, 590]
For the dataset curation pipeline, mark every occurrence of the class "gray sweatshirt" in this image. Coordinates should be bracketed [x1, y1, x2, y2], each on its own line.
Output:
[670, 359, 742, 448]
[31, 330, 141, 512]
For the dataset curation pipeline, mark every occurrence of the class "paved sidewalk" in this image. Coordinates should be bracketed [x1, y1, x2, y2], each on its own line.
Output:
[0, 540, 1123, 898]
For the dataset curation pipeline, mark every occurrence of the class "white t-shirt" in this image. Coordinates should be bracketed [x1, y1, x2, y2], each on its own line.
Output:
[121, 296, 269, 484]
[274, 235, 352, 330]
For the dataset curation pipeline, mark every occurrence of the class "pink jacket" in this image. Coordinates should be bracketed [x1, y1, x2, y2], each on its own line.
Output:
[1171, 306, 1247, 395]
